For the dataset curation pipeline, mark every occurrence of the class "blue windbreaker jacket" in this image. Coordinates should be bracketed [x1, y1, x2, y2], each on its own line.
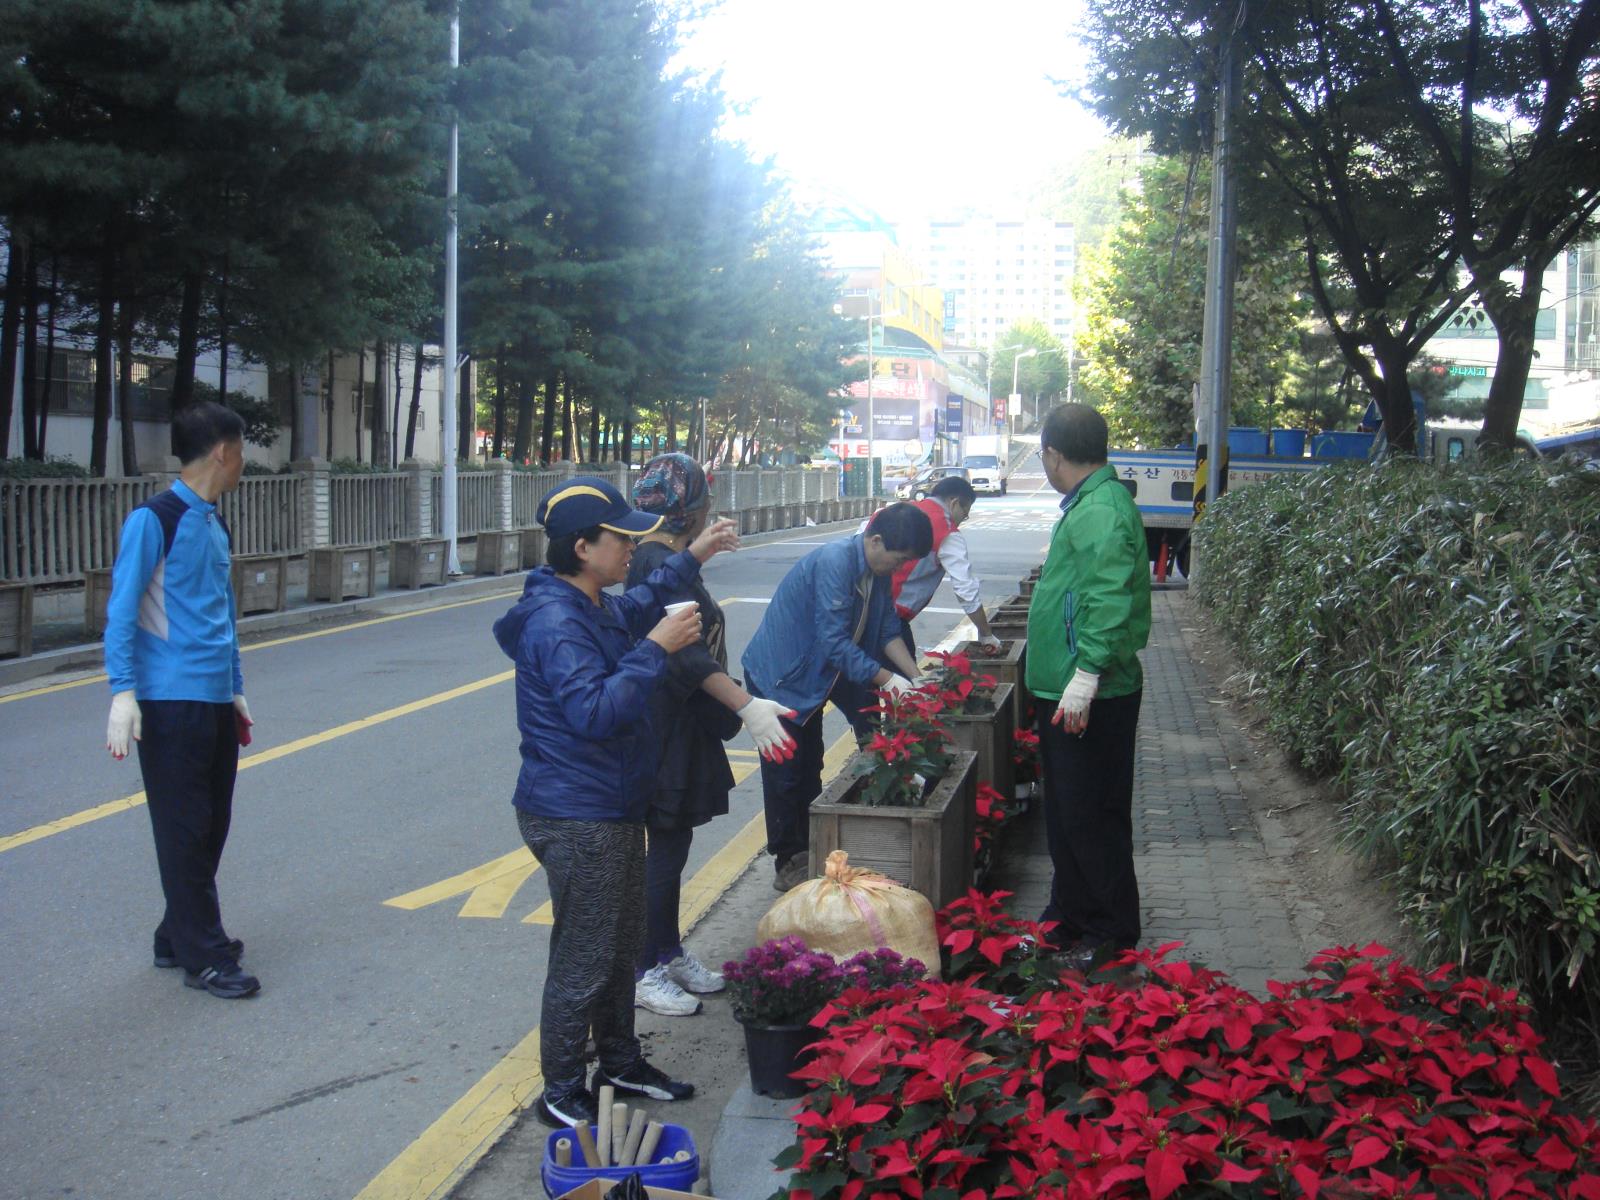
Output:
[492, 549, 702, 822]
[740, 534, 901, 724]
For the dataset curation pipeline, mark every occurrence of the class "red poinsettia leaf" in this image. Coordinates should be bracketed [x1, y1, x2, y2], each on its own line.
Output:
[1535, 1136, 1579, 1172]
[946, 928, 975, 955]
[1144, 1149, 1188, 1200]
[1567, 1177, 1600, 1200]
[1330, 1030, 1364, 1060]
[1345, 1137, 1389, 1170]
[1525, 1055, 1562, 1098]
[1219, 1161, 1264, 1183]
[1292, 1163, 1323, 1199]
[979, 934, 1015, 965]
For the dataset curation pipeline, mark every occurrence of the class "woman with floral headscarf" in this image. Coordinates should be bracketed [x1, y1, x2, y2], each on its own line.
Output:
[626, 453, 797, 1016]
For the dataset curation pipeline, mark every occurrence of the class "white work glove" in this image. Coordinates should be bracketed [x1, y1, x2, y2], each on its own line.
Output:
[106, 690, 141, 760]
[882, 674, 917, 699]
[738, 698, 798, 763]
[1052, 669, 1100, 734]
[979, 633, 1004, 654]
[233, 694, 254, 745]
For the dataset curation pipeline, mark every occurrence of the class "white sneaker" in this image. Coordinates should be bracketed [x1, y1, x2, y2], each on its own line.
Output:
[667, 952, 725, 995]
[634, 964, 701, 1016]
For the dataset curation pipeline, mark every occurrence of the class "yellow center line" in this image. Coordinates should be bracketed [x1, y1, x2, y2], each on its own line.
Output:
[0, 592, 514, 706]
[0, 672, 514, 855]
[354, 730, 857, 1200]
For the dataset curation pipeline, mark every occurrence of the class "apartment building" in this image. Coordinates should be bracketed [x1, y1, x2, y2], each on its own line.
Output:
[902, 218, 1076, 349]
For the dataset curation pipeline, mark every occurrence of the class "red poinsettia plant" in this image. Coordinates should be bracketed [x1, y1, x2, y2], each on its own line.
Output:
[921, 649, 1001, 715]
[973, 783, 1013, 881]
[849, 686, 955, 807]
[775, 891, 1600, 1200]
[1012, 727, 1041, 785]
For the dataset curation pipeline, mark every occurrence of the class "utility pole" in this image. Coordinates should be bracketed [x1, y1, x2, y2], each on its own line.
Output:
[440, 0, 462, 574]
[1198, 3, 1244, 520]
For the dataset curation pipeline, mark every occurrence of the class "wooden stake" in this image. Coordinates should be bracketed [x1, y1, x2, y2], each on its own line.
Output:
[572, 1123, 600, 1170]
[618, 1108, 648, 1166]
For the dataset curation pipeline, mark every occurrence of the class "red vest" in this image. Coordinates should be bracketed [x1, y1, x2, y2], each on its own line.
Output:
[889, 498, 953, 619]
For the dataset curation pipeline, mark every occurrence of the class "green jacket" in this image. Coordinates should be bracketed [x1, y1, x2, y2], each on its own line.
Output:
[1025, 464, 1152, 701]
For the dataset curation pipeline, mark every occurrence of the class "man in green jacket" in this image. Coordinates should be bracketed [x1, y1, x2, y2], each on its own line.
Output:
[1025, 403, 1152, 966]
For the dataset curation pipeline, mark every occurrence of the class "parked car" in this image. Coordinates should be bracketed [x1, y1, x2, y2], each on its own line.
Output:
[894, 464, 971, 501]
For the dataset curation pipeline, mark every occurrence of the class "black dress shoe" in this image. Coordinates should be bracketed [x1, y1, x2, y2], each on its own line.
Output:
[183, 962, 260, 999]
[155, 937, 243, 970]
[535, 1088, 598, 1128]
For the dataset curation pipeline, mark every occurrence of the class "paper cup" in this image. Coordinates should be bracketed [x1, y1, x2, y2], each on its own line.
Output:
[664, 601, 698, 618]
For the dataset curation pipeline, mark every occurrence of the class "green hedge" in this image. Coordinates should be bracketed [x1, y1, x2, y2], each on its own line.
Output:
[1192, 458, 1600, 1034]
[1, 456, 91, 478]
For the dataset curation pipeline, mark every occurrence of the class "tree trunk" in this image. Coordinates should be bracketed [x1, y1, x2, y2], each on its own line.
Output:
[391, 342, 403, 466]
[1366, 331, 1419, 454]
[587, 399, 600, 462]
[117, 297, 138, 476]
[325, 348, 336, 459]
[622, 415, 634, 466]
[666, 402, 677, 453]
[217, 247, 230, 402]
[170, 271, 203, 413]
[19, 246, 38, 459]
[458, 358, 473, 461]
[492, 345, 507, 459]
[90, 247, 115, 476]
[354, 346, 366, 464]
[1477, 257, 1554, 451]
[540, 368, 558, 463]
[560, 376, 573, 460]
[371, 338, 389, 469]
[37, 256, 58, 456]
[0, 232, 25, 460]
[405, 342, 423, 460]
[289, 360, 305, 461]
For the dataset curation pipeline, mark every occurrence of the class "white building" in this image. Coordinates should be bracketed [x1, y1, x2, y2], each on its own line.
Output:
[1424, 240, 1600, 436]
[901, 218, 1076, 350]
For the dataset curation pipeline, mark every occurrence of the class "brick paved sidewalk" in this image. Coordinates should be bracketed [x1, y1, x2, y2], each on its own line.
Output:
[1002, 586, 1317, 994]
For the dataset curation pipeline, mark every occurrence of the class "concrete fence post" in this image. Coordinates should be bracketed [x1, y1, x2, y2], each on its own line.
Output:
[401, 459, 432, 537]
[489, 459, 515, 530]
[290, 459, 331, 548]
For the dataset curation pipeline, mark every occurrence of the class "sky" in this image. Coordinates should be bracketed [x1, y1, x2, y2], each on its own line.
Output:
[671, 0, 1110, 228]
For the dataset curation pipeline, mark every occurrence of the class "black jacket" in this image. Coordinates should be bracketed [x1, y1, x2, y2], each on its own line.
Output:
[626, 540, 736, 829]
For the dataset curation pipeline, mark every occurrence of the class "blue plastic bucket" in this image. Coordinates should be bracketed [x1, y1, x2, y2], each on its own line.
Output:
[1227, 426, 1269, 456]
[1311, 430, 1377, 459]
[1270, 429, 1307, 457]
[541, 1122, 699, 1198]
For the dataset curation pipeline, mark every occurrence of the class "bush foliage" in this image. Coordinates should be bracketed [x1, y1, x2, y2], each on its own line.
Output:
[1192, 458, 1600, 1037]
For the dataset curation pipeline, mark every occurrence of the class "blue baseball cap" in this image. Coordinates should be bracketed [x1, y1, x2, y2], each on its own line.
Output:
[537, 476, 663, 538]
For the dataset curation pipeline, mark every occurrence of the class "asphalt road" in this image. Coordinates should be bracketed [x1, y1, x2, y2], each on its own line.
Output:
[0, 482, 1064, 1200]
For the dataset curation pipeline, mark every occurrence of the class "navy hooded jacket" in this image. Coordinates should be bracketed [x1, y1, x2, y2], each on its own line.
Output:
[492, 548, 702, 821]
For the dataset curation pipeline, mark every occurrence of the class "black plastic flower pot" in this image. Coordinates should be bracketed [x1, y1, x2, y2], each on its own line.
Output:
[739, 1019, 821, 1099]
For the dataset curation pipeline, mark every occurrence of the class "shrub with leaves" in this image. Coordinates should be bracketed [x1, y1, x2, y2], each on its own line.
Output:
[921, 649, 1000, 714]
[777, 936, 1600, 1200]
[1191, 458, 1600, 1043]
[849, 687, 955, 806]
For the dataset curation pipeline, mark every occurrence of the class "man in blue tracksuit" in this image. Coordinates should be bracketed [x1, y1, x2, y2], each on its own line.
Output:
[493, 476, 739, 1128]
[741, 502, 933, 893]
[104, 402, 258, 999]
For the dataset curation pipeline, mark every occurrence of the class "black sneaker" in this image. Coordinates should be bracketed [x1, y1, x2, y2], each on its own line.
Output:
[182, 962, 260, 999]
[601, 1059, 694, 1102]
[155, 937, 243, 970]
[535, 1088, 598, 1128]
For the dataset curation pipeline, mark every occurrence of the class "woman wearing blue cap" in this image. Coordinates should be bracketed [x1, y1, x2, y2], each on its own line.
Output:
[492, 475, 739, 1128]
[626, 454, 797, 1017]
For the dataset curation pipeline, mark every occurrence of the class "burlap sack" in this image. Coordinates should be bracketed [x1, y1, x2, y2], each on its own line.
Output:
[756, 850, 940, 976]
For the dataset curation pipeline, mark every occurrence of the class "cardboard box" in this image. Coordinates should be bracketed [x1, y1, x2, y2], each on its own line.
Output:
[553, 1182, 712, 1200]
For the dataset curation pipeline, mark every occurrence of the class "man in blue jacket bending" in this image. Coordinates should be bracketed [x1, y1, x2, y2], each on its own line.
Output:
[493, 477, 738, 1129]
[104, 402, 257, 999]
[742, 502, 933, 892]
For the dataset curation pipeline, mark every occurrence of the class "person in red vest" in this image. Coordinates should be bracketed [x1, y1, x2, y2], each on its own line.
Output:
[851, 475, 1001, 675]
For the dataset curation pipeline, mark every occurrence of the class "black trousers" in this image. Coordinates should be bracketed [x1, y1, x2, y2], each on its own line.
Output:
[1036, 690, 1143, 950]
[135, 700, 240, 973]
[517, 812, 647, 1102]
[756, 705, 826, 865]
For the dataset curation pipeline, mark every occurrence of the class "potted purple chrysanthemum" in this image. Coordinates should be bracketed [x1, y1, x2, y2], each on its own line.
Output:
[722, 936, 844, 1098]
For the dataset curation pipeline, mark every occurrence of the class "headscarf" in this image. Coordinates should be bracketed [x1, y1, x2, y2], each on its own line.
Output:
[630, 452, 710, 534]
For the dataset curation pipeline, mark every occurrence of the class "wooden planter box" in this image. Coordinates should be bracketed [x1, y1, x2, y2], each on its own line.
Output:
[0, 582, 33, 659]
[519, 527, 547, 569]
[390, 538, 448, 589]
[810, 749, 977, 908]
[309, 545, 376, 602]
[942, 682, 1015, 801]
[959, 637, 1029, 733]
[474, 529, 521, 576]
[1017, 577, 1036, 598]
[231, 554, 289, 615]
[85, 567, 114, 636]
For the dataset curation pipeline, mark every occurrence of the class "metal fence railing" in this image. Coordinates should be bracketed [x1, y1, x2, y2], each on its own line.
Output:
[219, 475, 304, 556]
[329, 473, 411, 546]
[0, 476, 159, 583]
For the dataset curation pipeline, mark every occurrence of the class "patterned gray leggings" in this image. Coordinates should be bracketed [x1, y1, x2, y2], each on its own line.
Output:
[517, 811, 647, 1101]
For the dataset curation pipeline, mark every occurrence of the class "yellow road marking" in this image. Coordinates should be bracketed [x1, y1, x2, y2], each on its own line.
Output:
[384, 848, 540, 919]
[0, 671, 513, 855]
[353, 731, 855, 1200]
[0, 592, 514, 706]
